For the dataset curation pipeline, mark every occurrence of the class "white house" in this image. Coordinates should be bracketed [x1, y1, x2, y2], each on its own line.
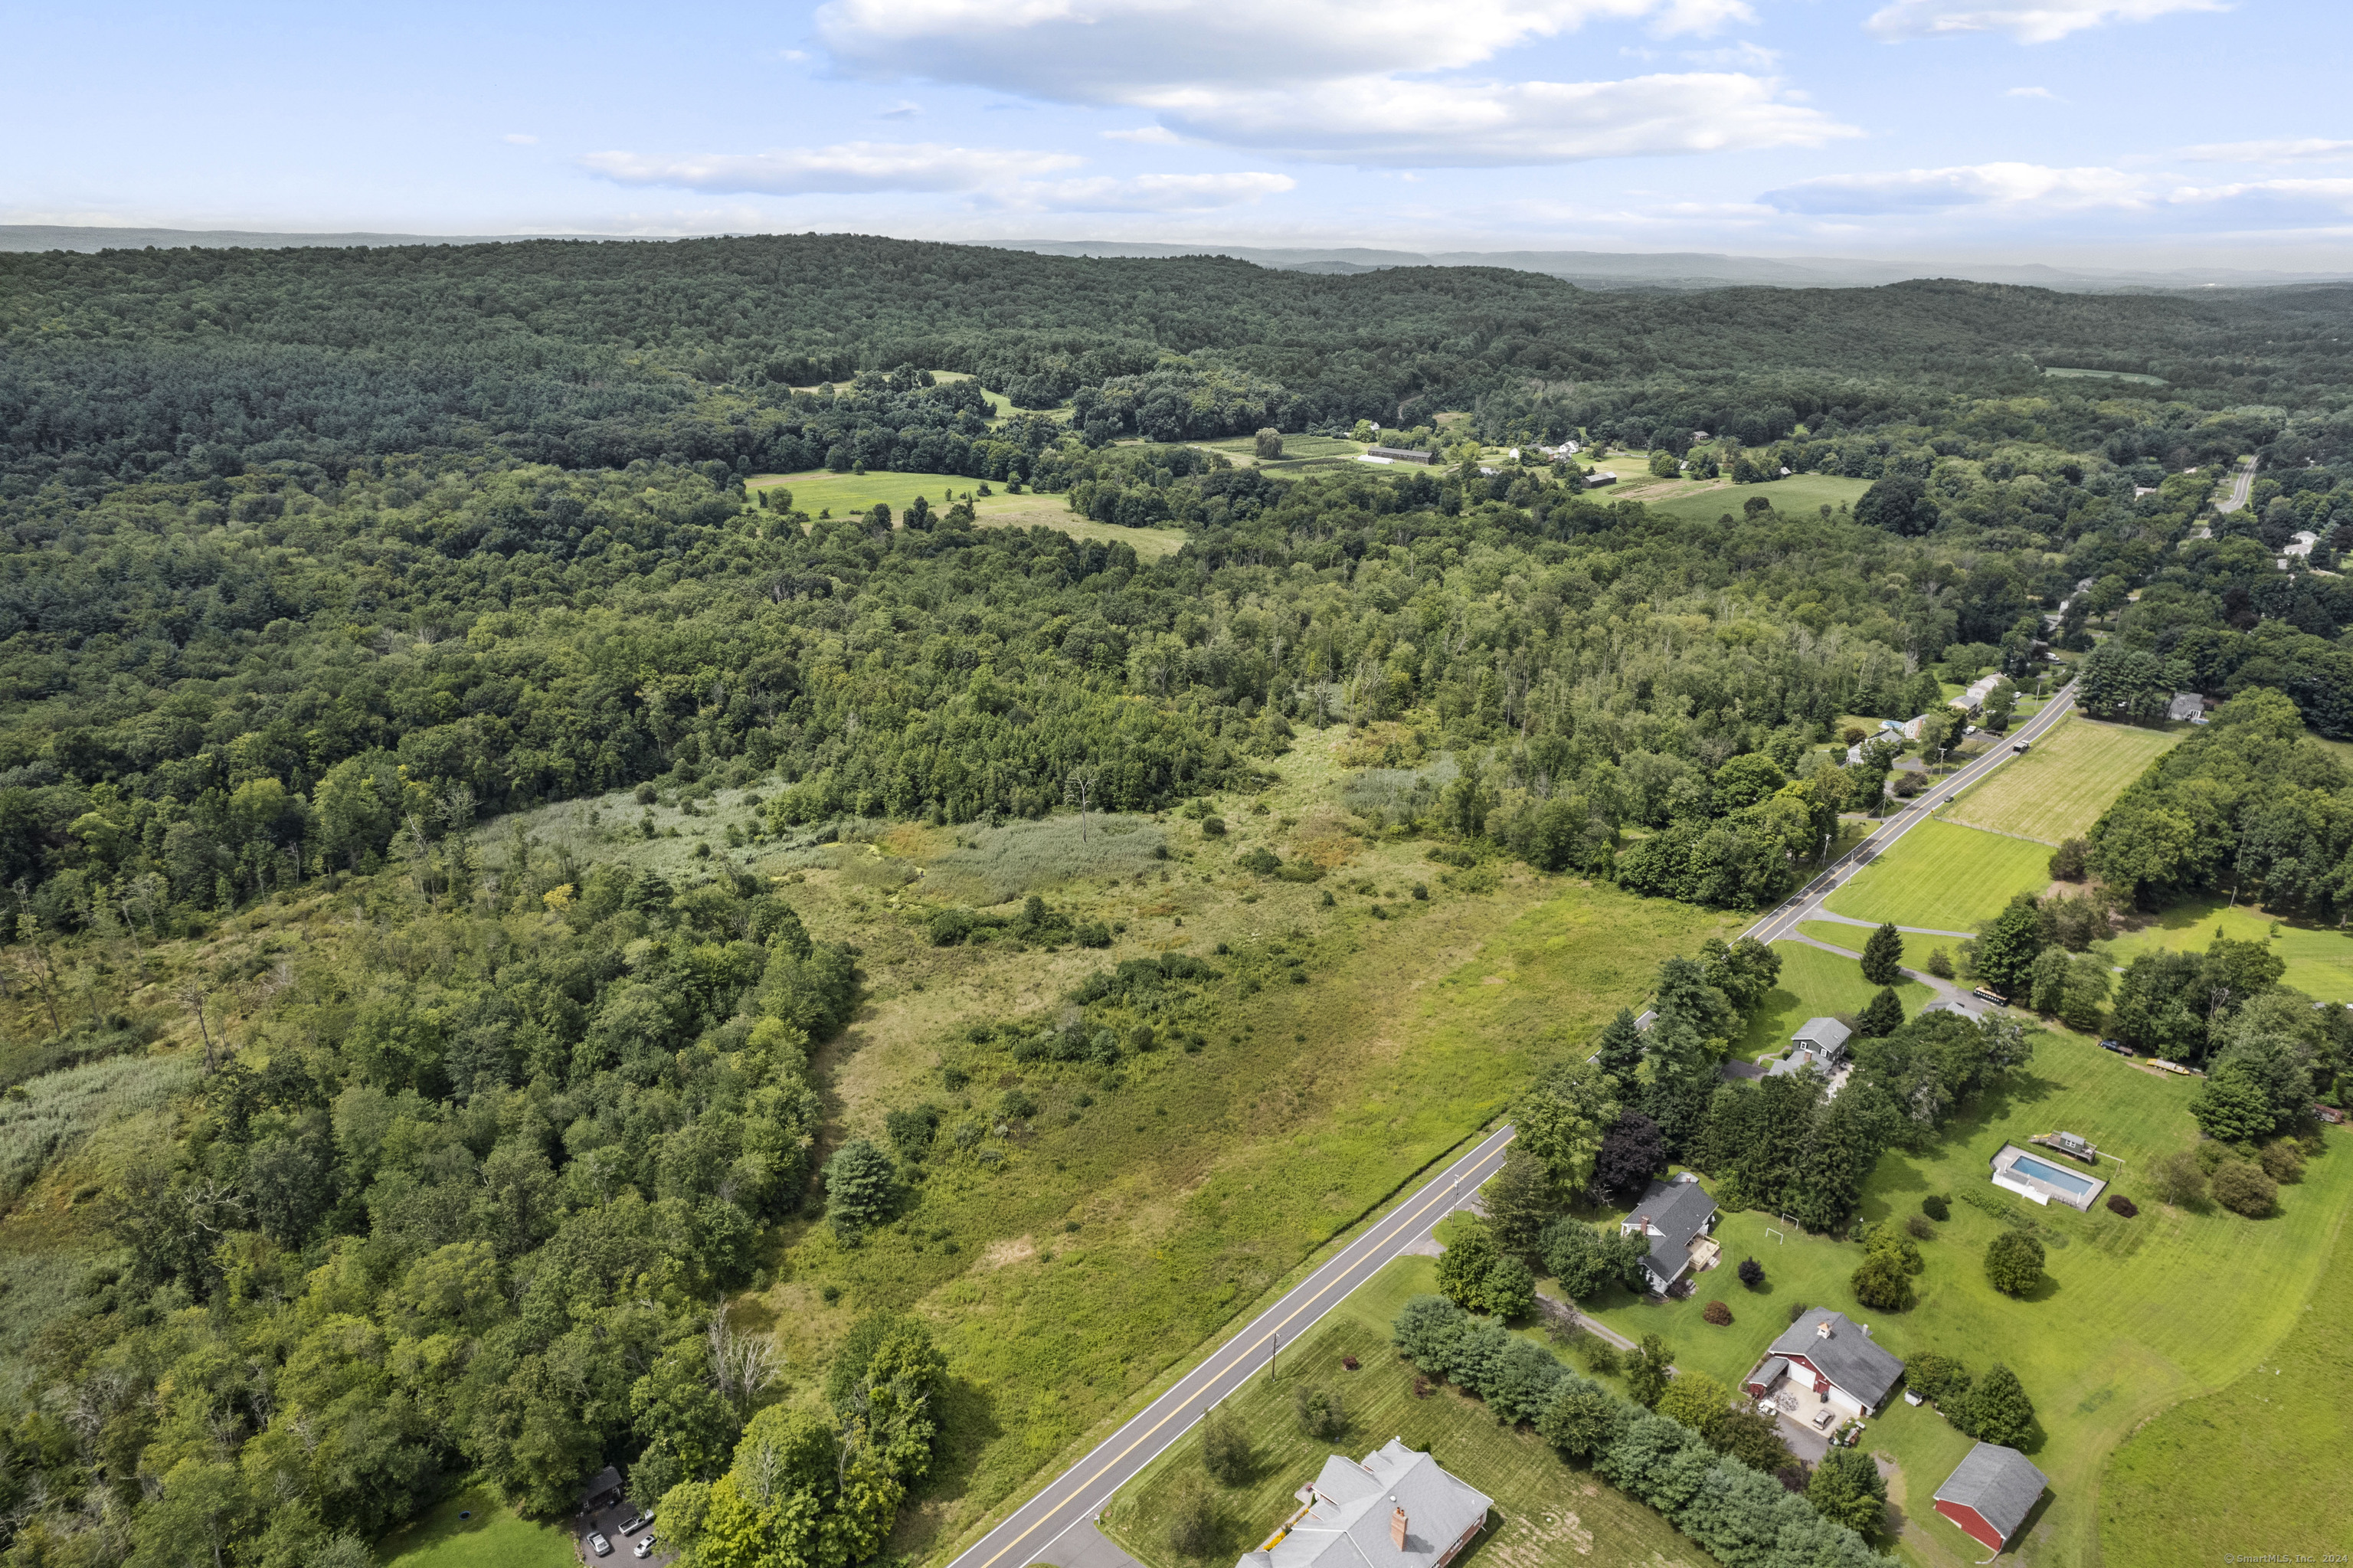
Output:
[1618, 1174, 1720, 1294]
[1743, 1309, 1906, 1422]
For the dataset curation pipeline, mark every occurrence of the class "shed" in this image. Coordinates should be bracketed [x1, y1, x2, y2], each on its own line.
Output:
[578, 1464, 623, 1514]
[1365, 446, 1436, 465]
[1932, 1443, 2047, 1552]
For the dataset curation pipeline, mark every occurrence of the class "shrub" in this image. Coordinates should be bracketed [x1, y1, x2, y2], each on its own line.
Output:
[1926, 947, 1955, 979]
[1906, 1352, 1971, 1406]
[1167, 1476, 1217, 1557]
[1199, 1409, 1252, 1485]
[1201, 817, 1225, 836]
[1984, 1230, 2045, 1296]
[1292, 1384, 1346, 1440]
[2048, 837, 2089, 881]
[2211, 1159, 2279, 1217]
[1235, 847, 1281, 875]
[2148, 1148, 2208, 1207]
[1582, 1339, 1621, 1377]
[1786, 1299, 1811, 1324]
[1703, 1300, 1733, 1326]
[1921, 1193, 1950, 1221]
[1959, 1363, 2034, 1446]
[1905, 1214, 1936, 1240]
[1808, 1446, 1889, 1537]
[1736, 1256, 1764, 1289]
[2260, 1140, 2306, 1183]
[2105, 1193, 2138, 1217]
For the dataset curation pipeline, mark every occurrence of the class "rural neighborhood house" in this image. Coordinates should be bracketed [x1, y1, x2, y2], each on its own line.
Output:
[1743, 1309, 1907, 1421]
[1234, 1439, 1492, 1568]
[1618, 1174, 1721, 1294]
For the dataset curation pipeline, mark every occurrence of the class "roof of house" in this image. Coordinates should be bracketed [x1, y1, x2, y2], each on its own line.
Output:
[1622, 1177, 1716, 1283]
[1932, 1443, 2048, 1542]
[1766, 1047, 1831, 1079]
[1766, 1309, 1906, 1407]
[2168, 692, 2204, 722]
[1237, 1439, 1494, 1568]
[1792, 1016, 1851, 1052]
[578, 1465, 623, 1509]
[1749, 1355, 1789, 1390]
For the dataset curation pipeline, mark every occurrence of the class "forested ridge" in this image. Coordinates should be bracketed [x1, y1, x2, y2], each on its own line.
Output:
[5, 233, 2353, 1568]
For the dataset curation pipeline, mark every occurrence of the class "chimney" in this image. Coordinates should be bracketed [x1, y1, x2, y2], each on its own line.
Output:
[1816, 1320, 1833, 1340]
[1389, 1507, 1409, 1550]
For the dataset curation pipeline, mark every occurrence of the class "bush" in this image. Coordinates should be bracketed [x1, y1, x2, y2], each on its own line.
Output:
[1808, 1446, 1889, 1537]
[1921, 1194, 1950, 1221]
[928, 908, 975, 946]
[2260, 1140, 2306, 1183]
[1736, 1255, 1764, 1289]
[1959, 1363, 2034, 1447]
[2147, 1148, 2208, 1207]
[1786, 1299, 1811, 1324]
[1984, 1229, 2045, 1296]
[1167, 1476, 1217, 1557]
[1292, 1384, 1346, 1440]
[1926, 947, 1955, 979]
[1235, 847, 1281, 875]
[1703, 1300, 1733, 1326]
[1199, 1409, 1252, 1485]
[1200, 817, 1226, 836]
[2105, 1193, 2138, 1217]
[2211, 1159, 2279, 1217]
[1905, 1214, 1936, 1240]
[2048, 837, 2089, 881]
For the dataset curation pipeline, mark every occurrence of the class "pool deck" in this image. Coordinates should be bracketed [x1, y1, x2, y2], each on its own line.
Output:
[1989, 1141, 2108, 1212]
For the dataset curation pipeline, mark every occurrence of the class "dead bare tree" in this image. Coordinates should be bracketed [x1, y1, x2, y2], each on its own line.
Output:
[709, 1310, 783, 1415]
[176, 981, 218, 1072]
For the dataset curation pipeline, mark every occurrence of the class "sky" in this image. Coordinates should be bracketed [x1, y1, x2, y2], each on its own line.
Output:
[5, 0, 2352, 269]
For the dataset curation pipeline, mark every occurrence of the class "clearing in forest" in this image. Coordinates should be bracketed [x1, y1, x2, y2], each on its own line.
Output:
[1615, 472, 1873, 525]
[1820, 820, 2053, 935]
[745, 469, 1183, 556]
[1581, 1027, 2353, 1568]
[2096, 898, 2353, 1003]
[1942, 714, 2183, 846]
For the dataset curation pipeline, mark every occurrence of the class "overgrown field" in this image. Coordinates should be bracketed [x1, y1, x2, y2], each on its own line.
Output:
[1942, 715, 2184, 845]
[1100, 1265, 1711, 1568]
[1821, 821, 2055, 934]
[2096, 1147, 2353, 1564]
[1735, 941, 1934, 1062]
[1581, 1027, 2353, 1568]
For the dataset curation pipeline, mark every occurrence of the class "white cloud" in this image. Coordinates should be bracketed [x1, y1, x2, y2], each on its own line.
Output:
[1103, 125, 1183, 144]
[1762, 162, 2148, 214]
[581, 142, 1082, 195]
[2005, 86, 2057, 99]
[994, 172, 1297, 211]
[2177, 138, 2353, 163]
[1154, 74, 1853, 166]
[1865, 0, 2227, 44]
[879, 100, 922, 119]
[503, 133, 539, 145]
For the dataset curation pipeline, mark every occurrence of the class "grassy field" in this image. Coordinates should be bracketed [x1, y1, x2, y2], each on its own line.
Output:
[1795, 923, 1959, 978]
[2041, 368, 2167, 386]
[1821, 820, 2055, 934]
[743, 470, 1183, 557]
[1100, 1263, 1713, 1568]
[1736, 941, 1936, 1062]
[1190, 434, 1371, 467]
[378, 1482, 574, 1568]
[1608, 473, 1874, 526]
[1942, 715, 2184, 846]
[1579, 1026, 2353, 1568]
[2096, 1151, 2353, 1565]
[2095, 898, 2353, 1003]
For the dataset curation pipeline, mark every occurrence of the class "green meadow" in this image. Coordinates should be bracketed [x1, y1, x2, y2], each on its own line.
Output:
[2096, 898, 2353, 1003]
[1736, 941, 1935, 1062]
[1942, 715, 2184, 846]
[378, 1482, 574, 1568]
[1821, 820, 2054, 934]
[1610, 473, 1874, 527]
[745, 470, 1184, 557]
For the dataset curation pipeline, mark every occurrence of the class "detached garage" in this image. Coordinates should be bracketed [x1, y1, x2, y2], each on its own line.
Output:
[1932, 1443, 2047, 1553]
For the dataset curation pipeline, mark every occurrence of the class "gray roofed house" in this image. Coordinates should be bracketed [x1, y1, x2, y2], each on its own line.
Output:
[1235, 1439, 1492, 1568]
[2168, 692, 2205, 722]
[1932, 1443, 2049, 1551]
[1751, 1309, 1906, 1414]
[1618, 1175, 1719, 1294]
[1792, 1017, 1851, 1056]
[578, 1464, 623, 1514]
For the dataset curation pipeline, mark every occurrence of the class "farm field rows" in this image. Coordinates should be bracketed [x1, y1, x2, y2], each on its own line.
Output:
[2096, 897, 2353, 1003]
[1821, 820, 2054, 934]
[1100, 1258, 1712, 1568]
[1581, 1027, 2353, 1568]
[1736, 939, 1934, 1061]
[1942, 715, 2184, 845]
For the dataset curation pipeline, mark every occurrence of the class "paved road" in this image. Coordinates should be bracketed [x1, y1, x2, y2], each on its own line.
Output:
[1738, 683, 2078, 949]
[940, 1126, 1517, 1568]
[2214, 454, 2258, 514]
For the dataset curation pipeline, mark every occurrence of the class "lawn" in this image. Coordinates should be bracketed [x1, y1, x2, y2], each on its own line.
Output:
[1190, 434, 1371, 468]
[1821, 820, 2054, 934]
[1793, 924, 1960, 980]
[1098, 1275, 1714, 1568]
[743, 470, 1183, 557]
[377, 1482, 574, 1568]
[1617, 473, 1874, 527]
[2096, 1144, 2353, 1564]
[1736, 941, 1935, 1062]
[1579, 1026, 2353, 1568]
[1942, 715, 2184, 846]
[2095, 897, 2353, 1003]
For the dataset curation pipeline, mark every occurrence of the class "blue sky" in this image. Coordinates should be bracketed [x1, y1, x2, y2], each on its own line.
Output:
[6, 0, 2351, 267]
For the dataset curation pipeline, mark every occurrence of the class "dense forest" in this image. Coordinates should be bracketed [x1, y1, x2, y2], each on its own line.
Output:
[5, 234, 2353, 1568]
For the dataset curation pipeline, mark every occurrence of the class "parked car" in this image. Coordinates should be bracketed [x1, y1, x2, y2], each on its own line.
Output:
[619, 1514, 644, 1536]
[2012, 741, 2031, 752]
[634, 1537, 657, 1560]
[2099, 1039, 2132, 1054]
[590, 1534, 614, 1557]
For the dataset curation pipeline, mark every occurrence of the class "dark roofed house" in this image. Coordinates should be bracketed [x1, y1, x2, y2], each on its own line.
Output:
[1743, 1309, 1905, 1418]
[2168, 692, 2205, 723]
[1932, 1443, 2048, 1552]
[1235, 1439, 1491, 1568]
[1618, 1175, 1719, 1294]
[1364, 446, 1437, 465]
[578, 1464, 623, 1514]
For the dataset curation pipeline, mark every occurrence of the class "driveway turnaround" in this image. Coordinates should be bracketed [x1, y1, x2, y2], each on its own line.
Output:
[938, 1125, 1517, 1568]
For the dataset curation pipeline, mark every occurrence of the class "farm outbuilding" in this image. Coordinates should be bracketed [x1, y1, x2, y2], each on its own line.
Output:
[1363, 446, 1436, 465]
[1932, 1442, 2047, 1552]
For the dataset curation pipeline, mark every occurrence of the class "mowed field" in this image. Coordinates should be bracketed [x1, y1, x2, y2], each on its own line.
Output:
[745, 470, 1184, 557]
[1101, 1258, 1713, 1568]
[1580, 1027, 2353, 1568]
[2097, 897, 2353, 1003]
[1795, 922, 1958, 978]
[1608, 473, 1874, 525]
[2097, 1154, 2353, 1565]
[1821, 820, 2054, 934]
[1943, 715, 2184, 845]
[378, 1483, 572, 1568]
[1736, 939, 1935, 1061]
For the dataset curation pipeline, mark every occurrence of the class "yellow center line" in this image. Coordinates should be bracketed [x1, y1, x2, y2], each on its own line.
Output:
[960, 1133, 1512, 1568]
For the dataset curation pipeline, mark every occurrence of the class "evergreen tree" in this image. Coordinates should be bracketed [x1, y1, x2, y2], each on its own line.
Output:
[1482, 1147, 1559, 1256]
[1855, 987, 1903, 1038]
[1860, 922, 1903, 986]
[1961, 1364, 2034, 1447]
[822, 1139, 899, 1239]
[1595, 1008, 1647, 1086]
[2189, 1063, 2276, 1144]
[1973, 894, 2045, 998]
[1807, 1448, 1889, 1537]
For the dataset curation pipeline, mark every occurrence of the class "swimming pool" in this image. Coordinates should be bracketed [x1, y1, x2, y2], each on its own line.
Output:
[2009, 1154, 2095, 1195]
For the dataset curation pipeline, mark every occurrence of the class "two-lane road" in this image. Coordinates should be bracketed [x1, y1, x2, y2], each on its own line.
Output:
[2214, 453, 2258, 515]
[939, 1126, 1517, 1568]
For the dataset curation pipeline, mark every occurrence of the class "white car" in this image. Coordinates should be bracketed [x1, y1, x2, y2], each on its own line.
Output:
[634, 1537, 657, 1560]
[590, 1534, 614, 1557]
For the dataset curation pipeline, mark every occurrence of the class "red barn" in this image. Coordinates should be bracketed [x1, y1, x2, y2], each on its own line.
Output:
[1932, 1443, 2047, 1553]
